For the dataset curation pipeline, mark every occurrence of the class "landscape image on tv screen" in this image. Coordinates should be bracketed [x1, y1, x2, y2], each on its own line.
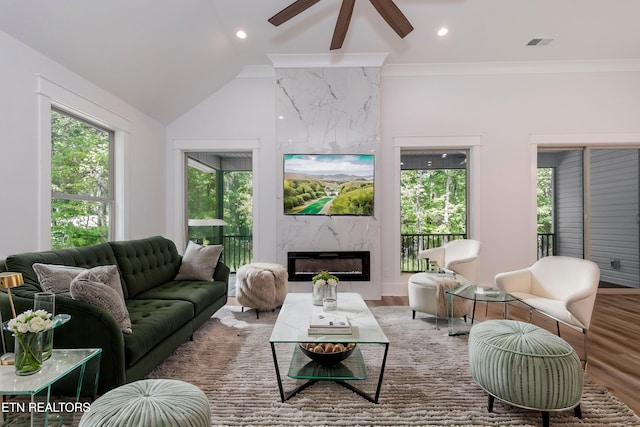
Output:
[284, 154, 375, 216]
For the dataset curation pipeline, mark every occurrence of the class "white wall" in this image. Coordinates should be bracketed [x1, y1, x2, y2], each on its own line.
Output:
[0, 30, 167, 259]
[166, 73, 277, 259]
[168, 63, 640, 296]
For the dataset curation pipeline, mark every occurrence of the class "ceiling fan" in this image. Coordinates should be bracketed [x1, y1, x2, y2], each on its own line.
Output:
[268, 0, 414, 50]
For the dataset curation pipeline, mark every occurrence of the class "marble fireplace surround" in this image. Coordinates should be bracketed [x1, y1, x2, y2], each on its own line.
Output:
[273, 55, 384, 299]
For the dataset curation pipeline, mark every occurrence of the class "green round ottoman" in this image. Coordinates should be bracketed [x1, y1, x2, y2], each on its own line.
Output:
[468, 320, 583, 427]
[79, 379, 211, 427]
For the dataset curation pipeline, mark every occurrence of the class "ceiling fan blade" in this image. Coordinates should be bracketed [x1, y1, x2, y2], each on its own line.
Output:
[330, 0, 356, 50]
[268, 0, 321, 26]
[369, 0, 414, 38]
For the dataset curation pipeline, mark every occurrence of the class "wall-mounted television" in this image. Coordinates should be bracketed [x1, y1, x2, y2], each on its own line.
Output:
[284, 154, 374, 216]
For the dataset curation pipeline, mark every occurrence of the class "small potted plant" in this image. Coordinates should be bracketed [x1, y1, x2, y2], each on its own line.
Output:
[312, 271, 339, 306]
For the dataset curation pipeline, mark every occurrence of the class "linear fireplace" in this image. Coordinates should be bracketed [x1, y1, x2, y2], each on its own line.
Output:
[287, 251, 371, 282]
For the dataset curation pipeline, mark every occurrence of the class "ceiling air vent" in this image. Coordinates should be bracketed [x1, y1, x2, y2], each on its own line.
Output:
[527, 38, 554, 46]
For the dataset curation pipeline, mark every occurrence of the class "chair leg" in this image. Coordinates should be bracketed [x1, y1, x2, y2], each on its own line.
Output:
[487, 395, 494, 413]
[541, 411, 550, 427]
[574, 404, 582, 419]
[256, 309, 260, 319]
[412, 310, 416, 319]
[583, 330, 589, 369]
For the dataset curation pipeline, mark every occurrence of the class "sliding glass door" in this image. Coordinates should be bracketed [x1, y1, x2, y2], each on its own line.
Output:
[538, 147, 640, 288]
[589, 149, 640, 287]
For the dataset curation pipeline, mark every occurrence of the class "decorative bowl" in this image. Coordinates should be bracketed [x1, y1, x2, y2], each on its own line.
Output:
[299, 342, 356, 366]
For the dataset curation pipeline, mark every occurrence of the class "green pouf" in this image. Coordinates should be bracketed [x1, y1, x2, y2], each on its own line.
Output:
[468, 319, 583, 427]
[79, 379, 211, 427]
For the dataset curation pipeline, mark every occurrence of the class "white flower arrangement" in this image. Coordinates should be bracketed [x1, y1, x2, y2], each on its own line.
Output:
[312, 271, 339, 287]
[7, 309, 55, 334]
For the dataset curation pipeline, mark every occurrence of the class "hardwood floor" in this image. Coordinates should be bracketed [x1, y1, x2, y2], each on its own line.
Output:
[365, 291, 640, 416]
[229, 289, 640, 415]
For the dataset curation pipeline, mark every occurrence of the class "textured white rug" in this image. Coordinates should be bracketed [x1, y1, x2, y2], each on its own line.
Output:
[147, 306, 640, 427]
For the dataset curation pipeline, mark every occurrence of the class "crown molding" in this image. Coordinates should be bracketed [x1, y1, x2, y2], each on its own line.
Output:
[238, 58, 640, 79]
[268, 53, 389, 68]
[382, 59, 640, 77]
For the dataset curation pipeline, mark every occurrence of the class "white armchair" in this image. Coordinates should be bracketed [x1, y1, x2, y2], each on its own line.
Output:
[418, 239, 481, 283]
[494, 256, 600, 363]
[408, 239, 481, 320]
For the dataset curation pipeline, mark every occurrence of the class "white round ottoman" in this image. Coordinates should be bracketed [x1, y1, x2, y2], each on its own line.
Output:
[79, 379, 210, 427]
[236, 262, 288, 318]
[468, 319, 583, 427]
[408, 272, 470, 320]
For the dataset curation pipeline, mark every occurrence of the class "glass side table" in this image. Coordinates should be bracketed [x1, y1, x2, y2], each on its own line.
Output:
[446, 284, 518, 336]
[0, 348, 101, 427]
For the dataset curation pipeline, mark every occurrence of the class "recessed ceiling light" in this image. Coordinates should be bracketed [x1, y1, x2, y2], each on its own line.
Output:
[437, 27, 449, 37]
[236, 30, 247, 39]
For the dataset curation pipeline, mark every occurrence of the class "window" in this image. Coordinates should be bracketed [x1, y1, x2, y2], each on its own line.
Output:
[537, 167, 555, 257]
[50, 108, 114, 249]
[400, 150, 468, 271]
[186, 152, 253, 271]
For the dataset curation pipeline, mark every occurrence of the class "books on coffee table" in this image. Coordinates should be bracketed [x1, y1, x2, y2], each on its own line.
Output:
[308, 313, 352, 335]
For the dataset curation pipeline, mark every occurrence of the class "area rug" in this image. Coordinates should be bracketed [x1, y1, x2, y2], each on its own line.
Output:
[147, 306, 640, 426]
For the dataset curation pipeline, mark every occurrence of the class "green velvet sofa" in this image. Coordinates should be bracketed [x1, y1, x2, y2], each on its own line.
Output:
[0, 236, 229, 394]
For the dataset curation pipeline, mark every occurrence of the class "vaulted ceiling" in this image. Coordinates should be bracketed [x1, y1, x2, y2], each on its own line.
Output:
[1, 0, 639, 124]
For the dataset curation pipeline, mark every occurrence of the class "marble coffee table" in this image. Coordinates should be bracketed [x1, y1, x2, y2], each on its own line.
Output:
[269, 292, 389, 403]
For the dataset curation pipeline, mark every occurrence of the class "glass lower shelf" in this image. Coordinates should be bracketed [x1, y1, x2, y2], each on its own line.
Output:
[288, 345, 367, 380]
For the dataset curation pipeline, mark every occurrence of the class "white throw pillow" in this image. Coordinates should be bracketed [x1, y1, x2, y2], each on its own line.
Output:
[174, 241, 223, 281]
[69, 265, 132, 334]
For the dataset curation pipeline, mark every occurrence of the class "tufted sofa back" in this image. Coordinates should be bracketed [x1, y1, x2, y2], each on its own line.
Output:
[109, 236, 182, 299]
[4, 236, 183, 300]
[5, 243, 119, 297]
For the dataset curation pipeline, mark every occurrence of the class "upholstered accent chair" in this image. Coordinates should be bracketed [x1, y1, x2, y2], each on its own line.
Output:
[494, 256, 600, 364]
[408, 239, 481, 319]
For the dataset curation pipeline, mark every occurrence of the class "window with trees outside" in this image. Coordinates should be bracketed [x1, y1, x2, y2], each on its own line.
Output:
[400, 150, 468, 272]
[50, 108, 113, 249]
[186, 154, 253, 272]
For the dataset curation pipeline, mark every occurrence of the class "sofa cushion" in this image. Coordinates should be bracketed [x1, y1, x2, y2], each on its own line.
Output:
[124, 299, 193, 367]
[136, 279, 227, 316]
[70, 266, 132, 334]
[110, 236, 182, 299]
[174, 242, 223, 281]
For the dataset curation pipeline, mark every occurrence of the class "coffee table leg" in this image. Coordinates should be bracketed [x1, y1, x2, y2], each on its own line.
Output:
[374, 343, 390, 403]
[334, 342, 389, 404]
[270, 342, 286, 402]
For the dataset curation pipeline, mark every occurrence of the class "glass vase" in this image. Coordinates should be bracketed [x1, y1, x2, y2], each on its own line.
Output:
[323, 285, 338, 311]
[34, 292, 55, 361]
[14, 332, 44, 376]
[312, 285, 325, 306]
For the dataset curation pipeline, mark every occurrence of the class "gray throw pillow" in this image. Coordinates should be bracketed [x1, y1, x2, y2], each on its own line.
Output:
[33, 263, 86, 297]
[69, 266, 132, 334]
[174, 241, 223, 281]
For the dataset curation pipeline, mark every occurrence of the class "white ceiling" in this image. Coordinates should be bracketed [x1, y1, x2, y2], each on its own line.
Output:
[1, 0, 639, 124]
